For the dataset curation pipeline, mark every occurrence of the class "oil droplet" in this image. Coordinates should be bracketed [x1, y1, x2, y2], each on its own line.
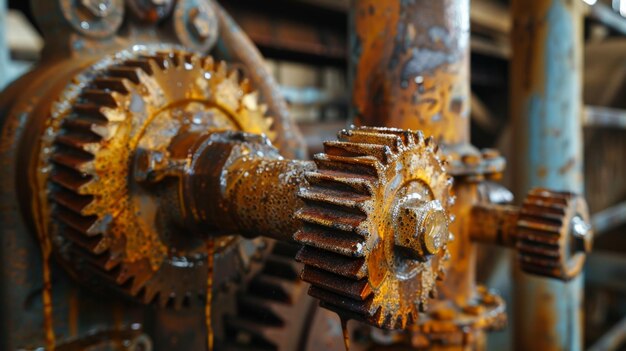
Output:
[206, 238, 215, 351]
[341, 317, 350, 351]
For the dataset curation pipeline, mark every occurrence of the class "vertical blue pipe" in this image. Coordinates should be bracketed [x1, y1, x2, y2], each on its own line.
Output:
[511, 0, 584, 350]
[0, 0, 8, 90]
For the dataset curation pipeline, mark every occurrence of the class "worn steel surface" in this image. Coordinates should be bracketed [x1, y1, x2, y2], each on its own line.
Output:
[0, 1, 311, 349]
[511, 0, 585, 350]
[350, 0, 470, 145]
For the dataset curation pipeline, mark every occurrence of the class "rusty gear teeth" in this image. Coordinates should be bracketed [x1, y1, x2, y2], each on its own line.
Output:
[516, 188, 592, 281]
[45, 50, 273, 308]
[224, 242, 312, 350]
[295, 126, 453, 329]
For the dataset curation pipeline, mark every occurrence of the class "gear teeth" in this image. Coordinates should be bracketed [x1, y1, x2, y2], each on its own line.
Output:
[50, 166, 94, 194]
[92, 77, 130, 94]
[295, 206, 366, 233]
[304, 171, 373, 195]
[106, 67, 141, 84]
[124, 59, 154, 75]
[313, 287, 372, 316]
[226, 242, 310, 350]
[298, 186, 370, 211]
[324, 141, 394, 164]
[51, 148, 95, 173]
[296, 126, 453, 329]
[296, 246, 367, 279]
[313, 154, 380, 179]
[80, 89, 119, 108]
[338, 129, 405, 152]
[240, 78, 252, 93]
[516, 188, 589, 280]
[62, 116, 118, 140]
[56, 131, 102, 154]
[51, 188, 93, 215]
[202, 56, 215, 71]
[294, 227, 366, 257]
[301, 267, 371, 300]
[46, 51, 278, 310]
[63, 227, 107, 254]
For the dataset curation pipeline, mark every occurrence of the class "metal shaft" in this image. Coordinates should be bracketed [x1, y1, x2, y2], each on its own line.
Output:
[350, 0, 470, 145]
[174, 132, 315, 243]
[511, 0, 584, 350]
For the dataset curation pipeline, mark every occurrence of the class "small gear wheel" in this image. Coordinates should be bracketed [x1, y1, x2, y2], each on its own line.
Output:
[41, 49, 275, 307]
[295, 126, 454, 329]
[516, 188, 592, 281]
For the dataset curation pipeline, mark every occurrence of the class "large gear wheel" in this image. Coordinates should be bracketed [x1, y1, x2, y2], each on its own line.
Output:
[40, 49, 275, 307]
[295, 126, 454, 329]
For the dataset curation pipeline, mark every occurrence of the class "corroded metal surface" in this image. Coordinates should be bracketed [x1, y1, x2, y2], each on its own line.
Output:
[511, 0, 586, 350]
[295, 126, 453, 329]
[174, 131, 313, 242]
[37, 50, 271, 308]
[470, 189, 592, 280]
[0, 0, 319, 349]
[350, 0, 470, 145]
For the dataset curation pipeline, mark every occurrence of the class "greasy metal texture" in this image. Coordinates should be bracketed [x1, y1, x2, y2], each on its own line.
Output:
[350, 0, 470, 145]
[295, 126, 453, 329]
[469, 203, 519, 247]
[213, 2, 307, 159]
[38, 50, 272, 308]
[0, 1, 317, 349]
[511, 0, 585, 349]
[408, 285, 506, 350]
[176, 131, 314, 242]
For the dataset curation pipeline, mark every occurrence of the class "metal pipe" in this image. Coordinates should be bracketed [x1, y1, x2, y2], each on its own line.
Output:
[349, 0, 471, 145]
[511, 0, 585, 350]
[0, 0, 7, 90]
[587, 315, 626, 351]
[591, 200, 626, 236]
[349, 2, 492, 349]
[213, 2, 307, 160]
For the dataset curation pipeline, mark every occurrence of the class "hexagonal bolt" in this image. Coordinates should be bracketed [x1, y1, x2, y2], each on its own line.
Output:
[394, 200, 448, 260]
[188, 6, 213, 42]
[80, 0, 114, 18]
[569, 215, 593, 254]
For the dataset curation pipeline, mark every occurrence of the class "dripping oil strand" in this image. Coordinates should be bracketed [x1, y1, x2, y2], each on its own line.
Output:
[42, 246, 55, 350]
[341, 317, 350, 351]
[206, 238, 215, 351]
